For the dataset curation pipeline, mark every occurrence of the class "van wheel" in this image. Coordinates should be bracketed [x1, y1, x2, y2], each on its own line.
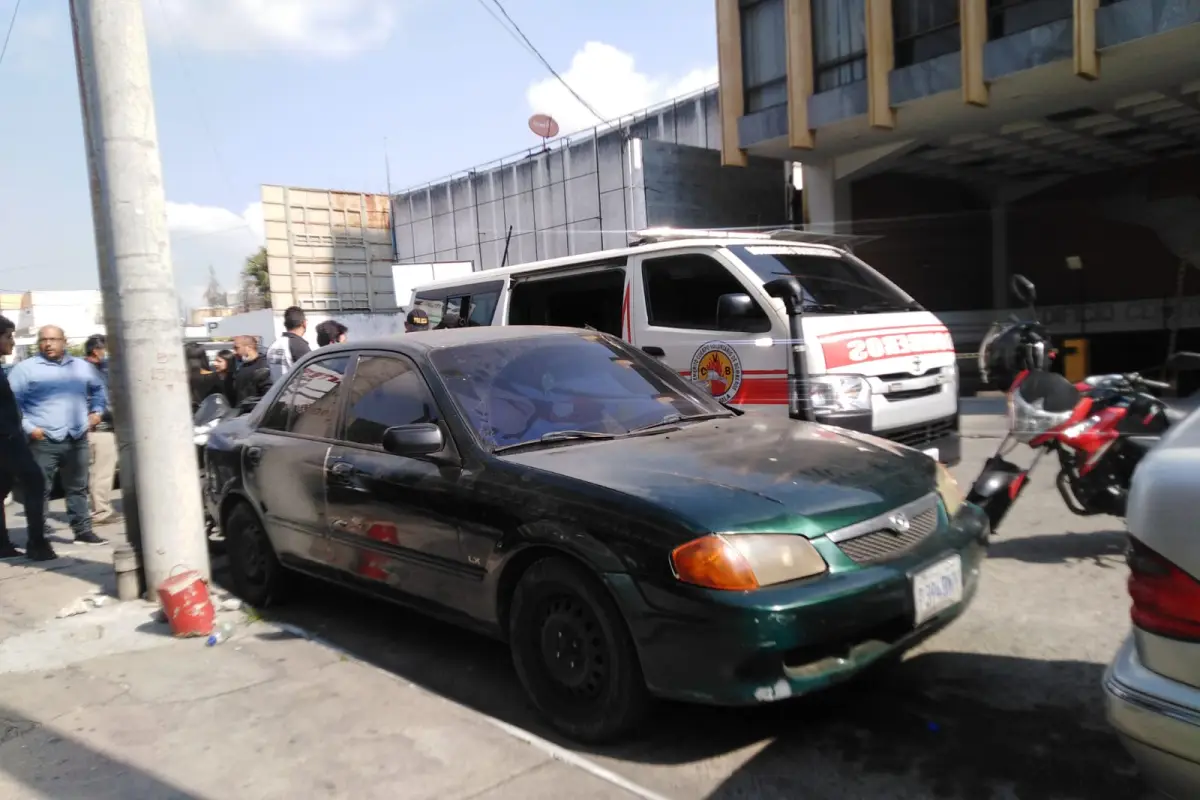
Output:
[508, 557, 649, 743]
[225, 502, 288, 607]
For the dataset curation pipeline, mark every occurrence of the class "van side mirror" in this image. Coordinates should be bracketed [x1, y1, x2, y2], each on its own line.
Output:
[716, 293, 760, 330]
[382, 423, 444, 457]
[1010, 274, 1036, 307]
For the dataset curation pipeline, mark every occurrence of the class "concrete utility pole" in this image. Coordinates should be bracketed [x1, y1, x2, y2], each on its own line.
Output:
[69, 0, 211, 589]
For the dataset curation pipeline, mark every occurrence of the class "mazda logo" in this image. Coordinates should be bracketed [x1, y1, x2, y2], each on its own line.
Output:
[888, 512, 911, 533]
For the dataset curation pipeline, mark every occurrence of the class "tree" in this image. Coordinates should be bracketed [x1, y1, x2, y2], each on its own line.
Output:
[241, 246, 270, 309]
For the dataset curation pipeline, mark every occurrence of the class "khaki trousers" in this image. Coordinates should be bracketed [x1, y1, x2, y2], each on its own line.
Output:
[88, 430, 117, 520]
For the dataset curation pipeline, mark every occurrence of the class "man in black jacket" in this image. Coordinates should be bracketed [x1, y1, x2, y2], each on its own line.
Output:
[231, 335, 273, 408]
[0, 314, 54, 560]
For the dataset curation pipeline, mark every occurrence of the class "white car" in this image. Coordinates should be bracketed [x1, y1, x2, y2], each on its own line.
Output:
[1105, 396, 1200, 798]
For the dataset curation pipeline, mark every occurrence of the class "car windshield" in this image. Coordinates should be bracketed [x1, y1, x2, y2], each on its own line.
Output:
[728, 244, 920, 313]
[430, 333, 729, 451]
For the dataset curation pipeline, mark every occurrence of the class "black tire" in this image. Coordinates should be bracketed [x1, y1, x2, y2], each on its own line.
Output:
[508, 557, 649, 743]
[224, 502, 288, 608]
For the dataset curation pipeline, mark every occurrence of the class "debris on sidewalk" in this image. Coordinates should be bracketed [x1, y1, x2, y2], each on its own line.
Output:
[55, 592, 111, 619]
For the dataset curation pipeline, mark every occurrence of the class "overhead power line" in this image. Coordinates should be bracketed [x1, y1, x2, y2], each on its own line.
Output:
[0, 0, 22, 70]
[472, 0, 605, 125]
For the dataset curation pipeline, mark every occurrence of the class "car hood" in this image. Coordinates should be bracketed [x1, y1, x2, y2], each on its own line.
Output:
[501, 415, 938, 537]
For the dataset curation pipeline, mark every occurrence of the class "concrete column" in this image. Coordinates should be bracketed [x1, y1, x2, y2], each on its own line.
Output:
[801, 162, 852, 234]
[991, 201, 1009, 309]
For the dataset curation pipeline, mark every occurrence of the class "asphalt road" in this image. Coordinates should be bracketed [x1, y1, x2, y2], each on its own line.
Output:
[235, 437, 1147, 800]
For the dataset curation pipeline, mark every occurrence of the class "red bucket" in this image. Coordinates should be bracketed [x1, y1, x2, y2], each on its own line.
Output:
[157, 569, 215, 638]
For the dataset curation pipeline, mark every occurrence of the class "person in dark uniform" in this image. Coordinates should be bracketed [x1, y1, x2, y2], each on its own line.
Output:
[0, 314, 54, 561]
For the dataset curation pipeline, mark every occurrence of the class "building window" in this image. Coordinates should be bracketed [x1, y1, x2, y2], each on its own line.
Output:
[987, 0, 1072, 40]
[740, 0, 788, 113]
[894, 0, 960, 67]
[813, 0, 867, 92]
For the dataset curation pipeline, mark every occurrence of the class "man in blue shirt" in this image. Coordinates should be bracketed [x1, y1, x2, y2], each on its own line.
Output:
[0, 315, 54, 560]
[8, 325, 109, 550]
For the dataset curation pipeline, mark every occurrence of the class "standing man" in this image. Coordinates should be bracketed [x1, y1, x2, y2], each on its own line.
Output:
[232, 335, 273, 408]
[0, 315, 55, 560]
[8, 326, 108, 549]
[404, 308, 430, 332]
[84, 335, 120, 526]
[266, 306, 311, 381]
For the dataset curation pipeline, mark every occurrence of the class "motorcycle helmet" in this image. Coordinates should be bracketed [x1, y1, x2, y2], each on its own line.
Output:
[978, 320, 1052, 389]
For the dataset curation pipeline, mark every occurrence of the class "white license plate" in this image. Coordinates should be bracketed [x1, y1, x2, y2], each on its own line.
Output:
[922, 447, 939, 461]
[912, 555, 963, 626]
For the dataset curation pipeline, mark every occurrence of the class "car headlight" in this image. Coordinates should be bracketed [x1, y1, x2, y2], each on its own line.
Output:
[671, 534, 827, 591]
[936, 462, 964, 517]
[809, 374, 871, 413]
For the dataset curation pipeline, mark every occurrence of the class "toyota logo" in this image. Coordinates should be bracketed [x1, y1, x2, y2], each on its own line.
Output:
[910, 356, 923, 376]
[888, 512, 911, 533]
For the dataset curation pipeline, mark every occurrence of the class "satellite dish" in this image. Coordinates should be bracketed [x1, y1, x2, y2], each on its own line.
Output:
[528, 113, 560, 140]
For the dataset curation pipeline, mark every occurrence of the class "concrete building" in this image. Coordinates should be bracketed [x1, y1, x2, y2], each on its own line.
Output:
[717, 0, 1200, 375]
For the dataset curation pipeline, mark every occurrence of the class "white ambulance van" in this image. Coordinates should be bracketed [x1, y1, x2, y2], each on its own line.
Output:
[407, 229, 961, 465]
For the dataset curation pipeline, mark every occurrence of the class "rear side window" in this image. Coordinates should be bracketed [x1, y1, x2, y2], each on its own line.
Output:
[259, 356, 350, 438]
[341, 355, 440, 447]
[412, 280, 503, 329]
[642, 254, 770, 332]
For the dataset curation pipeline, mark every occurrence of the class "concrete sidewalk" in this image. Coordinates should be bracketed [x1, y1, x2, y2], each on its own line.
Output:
[0, 505, 647, 800]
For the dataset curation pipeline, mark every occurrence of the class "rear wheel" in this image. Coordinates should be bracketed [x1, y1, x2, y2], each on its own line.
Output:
[508, 557, 649, 743]
[225, 502, 288, 607]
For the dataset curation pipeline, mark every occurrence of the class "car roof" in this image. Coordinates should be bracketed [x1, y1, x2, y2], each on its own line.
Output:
[313, 325, 595, 358]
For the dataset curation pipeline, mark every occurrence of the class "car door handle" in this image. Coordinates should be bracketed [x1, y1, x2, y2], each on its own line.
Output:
[642, 345, 665, 357]
[329, 461, 354, 477]
[245, 446, 262, 465]
[331, 519, 349, 530]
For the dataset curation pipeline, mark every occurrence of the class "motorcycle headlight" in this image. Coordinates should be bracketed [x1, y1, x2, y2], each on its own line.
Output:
[1008, 391, 1073, 443]
[671, 534, 828, 590]
[810, 375, 871, 413]
[936, 462, 964, 517]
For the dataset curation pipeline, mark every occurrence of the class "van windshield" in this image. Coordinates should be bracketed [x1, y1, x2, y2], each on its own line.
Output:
[728, 245, 921, 314]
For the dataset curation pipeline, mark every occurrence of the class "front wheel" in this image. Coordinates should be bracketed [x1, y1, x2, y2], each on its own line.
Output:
[508, 557, 649, 743]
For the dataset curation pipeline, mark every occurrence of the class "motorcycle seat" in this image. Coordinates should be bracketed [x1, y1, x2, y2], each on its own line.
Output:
[1162, 392, 1200, 424]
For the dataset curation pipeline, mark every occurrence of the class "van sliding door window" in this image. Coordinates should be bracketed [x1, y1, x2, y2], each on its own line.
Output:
[642, 254, 770, 333]
[506, 268, 626, 337]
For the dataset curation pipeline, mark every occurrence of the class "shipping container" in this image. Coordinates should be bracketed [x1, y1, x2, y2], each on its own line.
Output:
[260, 185, 397, 312]
[390, 86, 791, 273]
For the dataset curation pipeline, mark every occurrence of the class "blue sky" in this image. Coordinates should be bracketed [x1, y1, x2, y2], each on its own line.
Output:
[0, 0, 716, 305]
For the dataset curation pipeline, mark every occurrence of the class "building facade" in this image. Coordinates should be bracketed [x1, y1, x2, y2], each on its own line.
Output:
[717, 0, 1200, 375]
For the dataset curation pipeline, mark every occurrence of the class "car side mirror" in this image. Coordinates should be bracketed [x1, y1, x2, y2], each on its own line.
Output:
[716, 292, 760, 330]
[1010, 274, 1036, 307]
[1167, 351, 1200, 372]
[381, 423, 444, 457]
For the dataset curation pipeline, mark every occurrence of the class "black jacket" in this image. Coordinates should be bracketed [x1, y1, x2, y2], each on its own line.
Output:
[232, 355, 272, 408]
[0, 367, 21, 440]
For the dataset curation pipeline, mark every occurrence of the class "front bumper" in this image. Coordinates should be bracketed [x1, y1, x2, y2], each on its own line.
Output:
[817, 410, 962, 466]
[1104, 635, 1200, 799]
[606, 503, 988, 706]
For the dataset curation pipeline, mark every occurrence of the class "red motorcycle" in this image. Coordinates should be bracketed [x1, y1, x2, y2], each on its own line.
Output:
[966, 275, 1200, 532]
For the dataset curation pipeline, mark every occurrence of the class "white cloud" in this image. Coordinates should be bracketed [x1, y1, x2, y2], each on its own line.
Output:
[165, 201, 264, 308]
[526, 42, 718, 135]
[144, 0, 401, 58]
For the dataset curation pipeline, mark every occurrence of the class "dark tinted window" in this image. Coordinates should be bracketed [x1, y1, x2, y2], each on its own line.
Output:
[259, 357, 349, 437]
[728, 244, 919, 312]
[642, 254, 770, 332]
[342, 355, 439, 446]
[507, 268, 626, 337]
[430, 333, 726, 450]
